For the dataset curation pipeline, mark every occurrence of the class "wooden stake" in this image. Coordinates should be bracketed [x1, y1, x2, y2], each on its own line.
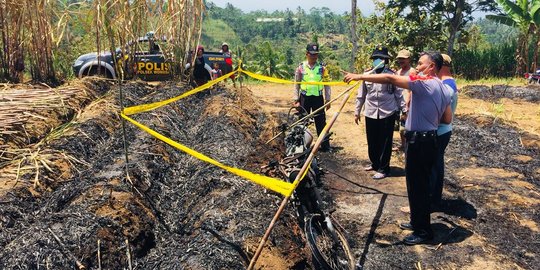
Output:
[125, 239, 133, 270]
[97, 239, 102, 270]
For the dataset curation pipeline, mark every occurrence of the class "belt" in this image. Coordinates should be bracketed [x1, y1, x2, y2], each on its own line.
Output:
[300, 91, 322, 96]
[405, 130, 437, 143]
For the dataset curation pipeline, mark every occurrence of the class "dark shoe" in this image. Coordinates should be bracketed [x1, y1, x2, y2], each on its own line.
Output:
[319, 146, 330, 152]
[399, 222, 413, 231]
[403, 231, 433, 245]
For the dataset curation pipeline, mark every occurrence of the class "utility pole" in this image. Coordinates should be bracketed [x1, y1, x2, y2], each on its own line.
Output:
[351, 0, 358, 72]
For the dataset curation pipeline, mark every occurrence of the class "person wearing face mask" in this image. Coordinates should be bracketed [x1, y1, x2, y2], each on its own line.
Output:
[354, 46, 406, 180]
[344, 51, 453, 245]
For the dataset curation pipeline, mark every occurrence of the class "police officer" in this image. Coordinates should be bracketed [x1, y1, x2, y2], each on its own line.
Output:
[344, 51, 452, 245]
[293, 42, 331, 151]
[355, 46, 406, 179]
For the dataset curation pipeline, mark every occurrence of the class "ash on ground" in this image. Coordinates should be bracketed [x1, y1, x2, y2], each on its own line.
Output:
[0, 81, 310, 269]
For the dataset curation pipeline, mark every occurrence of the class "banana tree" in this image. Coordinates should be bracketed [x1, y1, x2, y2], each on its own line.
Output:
[248, 41, 291, 79]
[487, 0, 540, 73]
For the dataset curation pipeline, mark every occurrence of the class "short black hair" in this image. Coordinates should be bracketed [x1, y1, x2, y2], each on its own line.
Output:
[420, 51, 443, 72]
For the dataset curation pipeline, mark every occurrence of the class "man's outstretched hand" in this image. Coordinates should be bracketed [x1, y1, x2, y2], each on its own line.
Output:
[342, 71, 362, 84]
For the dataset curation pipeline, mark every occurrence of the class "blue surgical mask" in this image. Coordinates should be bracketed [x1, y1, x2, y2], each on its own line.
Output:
[373, 58, 384, 69]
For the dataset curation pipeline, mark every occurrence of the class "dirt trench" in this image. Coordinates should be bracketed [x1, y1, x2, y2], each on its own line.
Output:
[0, 81, 313, 269]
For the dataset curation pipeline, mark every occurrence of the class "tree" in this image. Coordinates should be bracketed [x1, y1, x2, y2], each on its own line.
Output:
[487, 0, 540, 73]
[351, 1, 446, 70]
[248, 41, 290, 78]
[387, 0, 498, 56]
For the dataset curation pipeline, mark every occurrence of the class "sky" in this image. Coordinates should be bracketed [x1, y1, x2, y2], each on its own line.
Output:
[208, 0, 381, 15]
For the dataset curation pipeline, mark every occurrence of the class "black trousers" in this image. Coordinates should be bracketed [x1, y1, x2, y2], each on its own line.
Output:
[365, 112, 397, 174]
[300, 94, 329, 150]
[405, 131, 438, 235]
[429, 131, 452, 206]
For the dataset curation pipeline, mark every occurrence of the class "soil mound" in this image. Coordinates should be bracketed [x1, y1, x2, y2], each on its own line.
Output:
[0, 82, 309, 269]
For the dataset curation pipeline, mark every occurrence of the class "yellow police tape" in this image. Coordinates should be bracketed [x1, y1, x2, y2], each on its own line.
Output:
[122, 65, 352, 196]
[124, 70, 236, 116]
[121, 112, 299, 196]
[124, 66, 351, 116]
[238, 67, 349, 86]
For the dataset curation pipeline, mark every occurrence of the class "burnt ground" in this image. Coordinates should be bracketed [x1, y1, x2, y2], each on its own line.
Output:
[250, 83, 539, 270]
[319, 113, 539, 270]
[0, 81, 309, 269]
[1, 81, 539, 269]
[461, 84, 540, 102]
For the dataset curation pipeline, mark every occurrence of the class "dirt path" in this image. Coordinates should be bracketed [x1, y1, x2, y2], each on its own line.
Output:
[247, 82, 540, 270]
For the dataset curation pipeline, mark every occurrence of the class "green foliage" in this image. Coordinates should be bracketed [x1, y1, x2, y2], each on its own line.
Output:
[54, 35, 97, 81]
[204, 3, 353, 77]
[202, 18, 242, 50]
[453, 42, 517, 79]
[487, 0, 540, 73]
[387, 0, 498, 54]
[470, 18, 519, 45]
[240, 40, 291, 78]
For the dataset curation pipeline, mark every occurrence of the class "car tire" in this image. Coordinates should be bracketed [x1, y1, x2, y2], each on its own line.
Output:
[84, 66, 113, 79]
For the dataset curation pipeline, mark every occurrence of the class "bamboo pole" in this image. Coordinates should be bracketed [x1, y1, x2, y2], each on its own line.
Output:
[97, 239, 102, 270]
[247, 82, 359, 270]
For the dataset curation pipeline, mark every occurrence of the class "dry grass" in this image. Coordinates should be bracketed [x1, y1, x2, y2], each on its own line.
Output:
[0, 79, 115, 193]
[90, 0, 206, 80]
[0, 0, 205, 83]
[0, 81, 98, 148]
[0, 148, 88, 190]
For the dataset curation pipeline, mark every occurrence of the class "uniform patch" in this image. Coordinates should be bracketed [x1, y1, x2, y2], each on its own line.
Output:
[409, 74, 433, 81]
